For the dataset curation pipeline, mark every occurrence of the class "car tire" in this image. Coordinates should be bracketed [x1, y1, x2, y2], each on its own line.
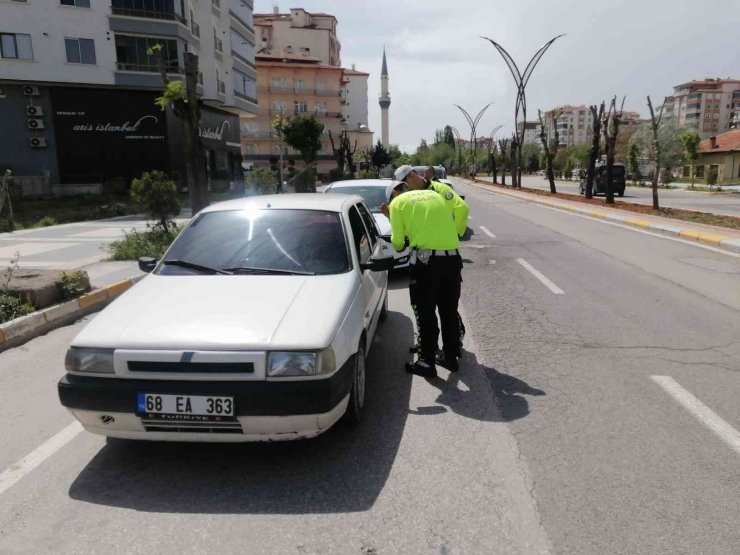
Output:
[618, 189, 625, 197]
[379, 291, 388, 323]
[344, 345, 366, 425]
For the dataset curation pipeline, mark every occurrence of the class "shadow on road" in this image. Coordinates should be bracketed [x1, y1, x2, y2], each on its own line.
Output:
[68, 310, 414, 514]
[415, 351, 545, 423]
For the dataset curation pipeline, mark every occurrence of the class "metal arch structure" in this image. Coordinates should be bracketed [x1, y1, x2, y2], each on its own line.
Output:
[481, 35, 564, 188]
[449, 126, 463, 174]
[455, 103, 492, 176]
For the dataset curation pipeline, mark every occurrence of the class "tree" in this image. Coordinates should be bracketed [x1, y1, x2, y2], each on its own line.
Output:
[498, 138, 509, 186]
[370, 140, 392, 175]
[443, 125, 456, 149]
[328, 130, 357, 177]
[646, 95, 665, 209]
[680, 130, 701, 187]
[151, 45, 208, 214]
[521, 143, 542, 173]
[538, 109, 562, 193]
[246, 166, 277, 195]
[630, 118, 686, 186]
[585, 103, 605, 198]
[601, 96, 625, 204]
[277, 115, 324, 192]
[130, 171, 180, 232]
[388, 144, 409, 167]
[628, 142, 640, 183]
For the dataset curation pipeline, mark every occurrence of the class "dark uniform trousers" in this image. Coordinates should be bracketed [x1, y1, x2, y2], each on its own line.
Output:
[409, 253, 463, 365]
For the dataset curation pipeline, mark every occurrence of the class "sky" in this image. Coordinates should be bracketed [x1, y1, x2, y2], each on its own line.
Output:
[254, 0, 740, 153]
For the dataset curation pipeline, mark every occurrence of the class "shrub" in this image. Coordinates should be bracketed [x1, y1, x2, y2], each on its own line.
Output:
[246, 167, 277, 195]
[108, 226, 181, 260]
[0, 293, 34, 324]
[130, 170, 180, 232]
[35, 216, 57, 227]
[55, 270, 89, 301]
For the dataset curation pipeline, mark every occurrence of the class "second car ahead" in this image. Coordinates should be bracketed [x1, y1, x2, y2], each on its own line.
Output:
[323, 179, 411, 268]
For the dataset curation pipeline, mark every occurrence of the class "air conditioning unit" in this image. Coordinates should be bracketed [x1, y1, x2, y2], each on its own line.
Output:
[27, 118, 45, 130]
[29, 137, 47, 148]
[26, 105, 44, 116]
[23, 85, 40, 96]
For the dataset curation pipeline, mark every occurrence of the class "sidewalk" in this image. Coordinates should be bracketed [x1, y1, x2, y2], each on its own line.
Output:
[466, 178, 740, 254]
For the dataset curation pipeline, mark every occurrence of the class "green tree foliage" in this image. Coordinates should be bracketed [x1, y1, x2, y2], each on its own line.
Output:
[630, 119, 687, 178]
[371, 141, 392, 173]
[553, 144, 590, 175]
[246, 167, 277, 195]
[443, 125, 456, 149]
[278, 116, 324, 164]
[130, 171, 180, 231]
[628, 142, 640, 182]
[680, 130, 701, 186]
[521, 143, 542, 173]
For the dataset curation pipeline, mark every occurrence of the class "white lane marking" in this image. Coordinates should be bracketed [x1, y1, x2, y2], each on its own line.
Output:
[0, 422, 83, 496]
[468, 183, 740, 259]
[516, 258, 565, 294]
[479, 225, 496, 239]
[651, 376, 740, 455]
[489, 259, 496, 265]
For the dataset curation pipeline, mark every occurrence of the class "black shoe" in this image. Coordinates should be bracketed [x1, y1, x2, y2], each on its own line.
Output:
[405, 360, 437, 378]
[435, 351, 459, 372]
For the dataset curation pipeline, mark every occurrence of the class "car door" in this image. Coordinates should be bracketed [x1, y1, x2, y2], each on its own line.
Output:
[347, 204, 382, 336]
[356, 202, 388, 313]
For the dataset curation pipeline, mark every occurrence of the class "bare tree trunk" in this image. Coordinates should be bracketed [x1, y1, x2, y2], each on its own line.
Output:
[538, 110, 557, 193]
[602, 97, 623, 205]
[647, 96, 663, 210]
[586, 103, 605, 199]
[498, 139, 508, 186]
[490, 150, 498, 183]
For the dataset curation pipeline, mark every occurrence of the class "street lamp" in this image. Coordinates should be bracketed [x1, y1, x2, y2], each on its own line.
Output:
[449, 126, 463, 175]
[481, 35, 564, 188]
[488, 125, 503, 178]
[455, 103, 492, 177]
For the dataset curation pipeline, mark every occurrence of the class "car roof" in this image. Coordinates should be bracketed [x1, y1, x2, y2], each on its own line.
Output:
[326, 179, 403, 188]
[200, 193, 362, 214]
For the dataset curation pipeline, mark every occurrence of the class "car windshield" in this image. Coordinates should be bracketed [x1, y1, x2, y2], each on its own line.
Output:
[158, 209, 350, 276]
[328, 186, 387, 212]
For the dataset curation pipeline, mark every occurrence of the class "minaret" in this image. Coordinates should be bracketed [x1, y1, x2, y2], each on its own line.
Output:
[379, 47, 390, 148]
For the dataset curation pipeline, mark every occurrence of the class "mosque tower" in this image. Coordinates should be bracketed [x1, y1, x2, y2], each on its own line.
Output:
[379, 47, 390, 147]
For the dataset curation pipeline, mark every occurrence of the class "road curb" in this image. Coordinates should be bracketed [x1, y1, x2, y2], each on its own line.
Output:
[0, 275, 145, 353]
[468, 179, 740, 255]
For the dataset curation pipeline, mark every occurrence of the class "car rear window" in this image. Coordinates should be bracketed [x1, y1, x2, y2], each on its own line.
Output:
[328, 186, 387, 212]
[159, 209, 350, 276]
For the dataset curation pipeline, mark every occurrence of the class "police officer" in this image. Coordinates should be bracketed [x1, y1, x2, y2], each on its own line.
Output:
[381, 165, 468, 377]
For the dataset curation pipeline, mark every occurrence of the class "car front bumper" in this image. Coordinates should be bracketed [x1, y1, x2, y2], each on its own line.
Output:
[58, 355, 354, 442]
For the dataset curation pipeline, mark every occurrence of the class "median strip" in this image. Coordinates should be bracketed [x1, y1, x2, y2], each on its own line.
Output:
[0, 275, 144, 353]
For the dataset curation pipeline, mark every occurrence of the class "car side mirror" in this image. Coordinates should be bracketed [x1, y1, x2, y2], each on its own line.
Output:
[361, 254, 395, 273]
[138, 257, 157, 273]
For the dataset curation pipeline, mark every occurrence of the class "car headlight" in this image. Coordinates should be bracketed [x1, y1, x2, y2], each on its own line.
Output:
[65, 347, 115, 374]
[267, 349, 335, 377]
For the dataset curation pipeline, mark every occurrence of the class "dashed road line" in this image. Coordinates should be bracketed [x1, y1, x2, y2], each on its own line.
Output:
[651, 376, 740, 455]
[516, 258, 565, 295]
[0, 422, 82, 497]
[479, 225, 496, 239]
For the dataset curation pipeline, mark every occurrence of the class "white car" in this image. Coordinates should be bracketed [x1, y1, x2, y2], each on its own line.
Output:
[322, 179, 411, 268]
[58, 194, 395, 442]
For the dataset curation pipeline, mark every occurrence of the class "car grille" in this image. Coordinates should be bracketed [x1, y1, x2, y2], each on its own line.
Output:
[128, 361, 254, 373]
[141, 419, 244, 434]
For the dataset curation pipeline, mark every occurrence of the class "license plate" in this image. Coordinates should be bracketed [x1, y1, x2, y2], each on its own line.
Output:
[136, 393, 234, 421]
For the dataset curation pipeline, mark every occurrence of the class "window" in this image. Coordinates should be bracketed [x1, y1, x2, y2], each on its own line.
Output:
[315, 79, 326, 91]
[294, 100, 307, 114]
[270, 77, 285, 89]
[682, 166, 691, 178]
[356, 203, 380, 245]
[232, 69, 255, 98]
[294, 79, 304, 90]
[61, 0, 91, 7]
[243, 144, 257, 155]
[315, 101, 326, 114]
[695, 165, 705, 178]
[0, 33, 33, 60]
[348, 206, 372, 264]
[271, 100, 287, 113]
[213, 28, 223, 53]
[114, 35, 178, 71]
[65, 38, 96, 64]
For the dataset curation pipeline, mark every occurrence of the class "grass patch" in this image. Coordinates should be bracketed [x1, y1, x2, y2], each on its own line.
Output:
[108, 226, 182, 260]
[476, 180, 740, 231]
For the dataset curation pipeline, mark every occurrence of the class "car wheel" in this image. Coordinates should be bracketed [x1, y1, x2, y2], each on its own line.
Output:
[379, 291, 388, 323]
[344, 345, 366, 425]
[618, 189, 625, 197]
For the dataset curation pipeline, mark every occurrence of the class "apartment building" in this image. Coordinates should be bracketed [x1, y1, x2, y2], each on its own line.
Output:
[254, 7, 340, 66]
[542, 105, 593, 146]
[516, 121, 541, 145]
[242, 52, 360, 177]
[664, 78, 740, 136]
[0, 0, 257, 194]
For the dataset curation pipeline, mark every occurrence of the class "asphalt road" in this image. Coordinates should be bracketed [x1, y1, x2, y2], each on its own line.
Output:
[1, 181, 739, 554]
[479, 175, 740, 218]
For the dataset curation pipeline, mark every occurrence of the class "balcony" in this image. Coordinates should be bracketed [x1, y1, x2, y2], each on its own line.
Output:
[111, 7, 187, 25]
[293, 87, 315, 94]
[314, 111, 342, 118]
[214, 36, 223, 53]
[315, 89, 341, 97]
[243, 131, 279, 139]
[116, 62, 182, 73]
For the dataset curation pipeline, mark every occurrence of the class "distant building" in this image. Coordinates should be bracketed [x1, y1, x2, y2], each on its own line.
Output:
[517, 121, 541, 145]
[689, 130, 740, 185]
[664, 78, 740, 136]
[542, 105, 593, 146]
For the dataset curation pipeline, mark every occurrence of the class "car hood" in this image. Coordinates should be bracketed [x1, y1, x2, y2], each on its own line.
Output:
[372, 212, 392, 236]
[72, 273, 360, 351]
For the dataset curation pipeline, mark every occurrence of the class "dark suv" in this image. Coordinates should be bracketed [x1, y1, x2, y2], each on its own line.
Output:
[579, 164, 626, 197]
